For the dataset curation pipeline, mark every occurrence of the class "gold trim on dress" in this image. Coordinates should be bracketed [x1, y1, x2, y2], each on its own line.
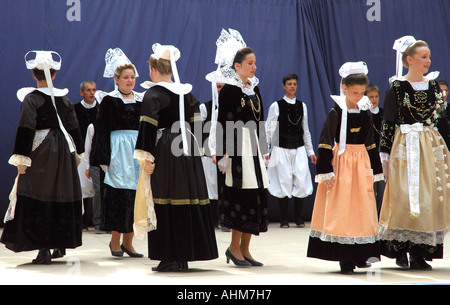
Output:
[153, 198, 210, 205]
[318, 143, 332, 150]
[140, 115, 158, 126]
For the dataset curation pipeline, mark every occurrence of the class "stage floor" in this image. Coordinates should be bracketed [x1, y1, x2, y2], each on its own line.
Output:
[1, 223, 450, 285]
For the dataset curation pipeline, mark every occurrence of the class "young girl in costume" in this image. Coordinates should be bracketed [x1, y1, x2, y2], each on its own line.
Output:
[307, 61, 383, 274]
[378, 36, 450, 270]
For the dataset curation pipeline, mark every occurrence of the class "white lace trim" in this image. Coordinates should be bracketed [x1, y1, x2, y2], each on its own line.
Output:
[133, 149, 155, 162]
[133, 171, 157, 240]
[315, 172, 335, 183]
[32, 129, 50, 151]
[378, 224, 449, 246]
[309, 229, 378, 245]
[8, 154, 31, 167]
[373, 173, 385, 182]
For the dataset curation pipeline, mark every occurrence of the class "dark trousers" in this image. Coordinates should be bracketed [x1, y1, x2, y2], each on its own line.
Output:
[279, 197, 304, 225]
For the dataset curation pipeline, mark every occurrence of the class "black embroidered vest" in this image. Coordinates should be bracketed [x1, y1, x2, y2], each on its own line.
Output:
[276, 99, 304, 149]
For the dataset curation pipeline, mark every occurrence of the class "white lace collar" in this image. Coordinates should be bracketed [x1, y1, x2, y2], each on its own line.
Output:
[140, 80, 192, 96]
[107, 89, 144, 104]
[17, 87, 69, 102]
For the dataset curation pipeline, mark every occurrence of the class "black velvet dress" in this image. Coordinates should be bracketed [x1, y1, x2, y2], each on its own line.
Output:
[1, 90, 84, 252]
[216, 84, 269, 235]
[135, 85, 218, 262]
[91, 93, 141, 233]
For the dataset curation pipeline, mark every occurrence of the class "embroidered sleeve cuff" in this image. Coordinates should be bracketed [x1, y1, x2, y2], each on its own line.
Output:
[9, 154, 32, 167]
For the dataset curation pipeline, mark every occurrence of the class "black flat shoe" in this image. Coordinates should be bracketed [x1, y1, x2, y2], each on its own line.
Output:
[51, 248, 66, 259]
[339, 261, 355, 274]
[32, 249, 51, 265]
[109, 243, 123, 257]
[225, 248, 251, 267]
[396, 252, 409, 269]
[178, 261, 189, 271]
[152, 261, 180, 272]
[410, 256, 432, 271]
[121, 244, 144, 258]
[355, 261, 371, 268]
[244, 256, 264, 267]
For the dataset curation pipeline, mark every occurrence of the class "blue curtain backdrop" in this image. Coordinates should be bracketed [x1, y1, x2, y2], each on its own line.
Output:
[0, 0, 449, 224]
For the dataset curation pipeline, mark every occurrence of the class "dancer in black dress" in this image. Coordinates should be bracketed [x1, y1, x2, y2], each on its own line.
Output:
[1, 51, 84, 264]
[135, 43, 218, 272]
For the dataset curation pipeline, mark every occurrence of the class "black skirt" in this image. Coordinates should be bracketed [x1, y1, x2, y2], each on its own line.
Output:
[307, 237, 380, 262]
[380, 240, 443, 260]
[148, 129, 218, 262]
[221, 186, 269, 236]
[1, 196, 83, 252]
[1, 129, 83, 252]
[102, 185, 136, 233]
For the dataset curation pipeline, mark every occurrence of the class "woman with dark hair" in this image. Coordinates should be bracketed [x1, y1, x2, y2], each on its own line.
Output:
[1, 51, 84, 264]
[213, 43, 270, 267]
[378, 37, 450, 270]
[307, 62, 383, 274]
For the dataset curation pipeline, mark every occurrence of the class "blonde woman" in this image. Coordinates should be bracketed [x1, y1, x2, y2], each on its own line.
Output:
[379, 37, 450, 270]
[92, 63, 144, 258]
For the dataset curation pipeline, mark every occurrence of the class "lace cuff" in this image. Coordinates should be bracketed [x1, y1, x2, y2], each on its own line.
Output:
[315, 172, 335, 183]
[8, 154, 32, 167]
[373, 173, 385, 182]
[134, 149, 155, 163]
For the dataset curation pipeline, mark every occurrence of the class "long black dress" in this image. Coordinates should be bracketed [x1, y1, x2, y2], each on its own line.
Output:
[1, 89, 84, 252]
[135, 85, 218, 263]
[91, 92, 141, 233]
[216, 84, 269, 235]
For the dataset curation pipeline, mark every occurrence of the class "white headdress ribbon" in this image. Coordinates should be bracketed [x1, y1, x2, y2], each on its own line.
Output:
[331, 61, 370, 155]
[24, 50, 75, 154]
[392, 35, 417, 80]
[151, 43, 189, 155]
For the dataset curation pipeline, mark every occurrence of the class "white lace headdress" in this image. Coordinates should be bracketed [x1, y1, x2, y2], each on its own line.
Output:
[205, 28, 254, 124]
[330, 61, 372, 156]
[390, 35, 439, 83]
[103, 48, 139, 78]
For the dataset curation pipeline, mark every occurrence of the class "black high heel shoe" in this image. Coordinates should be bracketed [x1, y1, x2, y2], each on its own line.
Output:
[225, 248, 251, 267]
[121, 244, 143, 258]
[32, 249, 51, 265]
[109, 243, 123, 257]
[244, 256, 264, 267]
